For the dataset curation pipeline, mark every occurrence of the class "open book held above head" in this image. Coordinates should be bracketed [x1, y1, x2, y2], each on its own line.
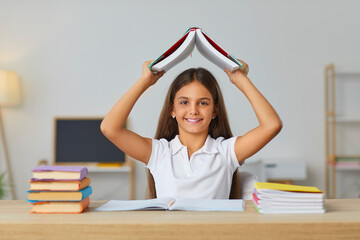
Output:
[149, 27, 242, 73]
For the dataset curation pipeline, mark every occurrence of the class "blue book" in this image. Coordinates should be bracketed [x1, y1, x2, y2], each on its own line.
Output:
[27, 186, 92, 202]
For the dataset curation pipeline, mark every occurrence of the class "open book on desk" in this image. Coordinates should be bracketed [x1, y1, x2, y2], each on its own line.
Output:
[94, 198, 245, 212]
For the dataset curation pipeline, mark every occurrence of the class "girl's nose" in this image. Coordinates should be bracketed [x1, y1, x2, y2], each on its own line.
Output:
[189, 103, 199, 115]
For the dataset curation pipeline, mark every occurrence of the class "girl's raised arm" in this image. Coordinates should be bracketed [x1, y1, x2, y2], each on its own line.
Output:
[100, 61, 165, 164]
[224, 60, 282, 163]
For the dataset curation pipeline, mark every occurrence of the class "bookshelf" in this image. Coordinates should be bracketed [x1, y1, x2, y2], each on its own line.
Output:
[325, 64, 360, 199]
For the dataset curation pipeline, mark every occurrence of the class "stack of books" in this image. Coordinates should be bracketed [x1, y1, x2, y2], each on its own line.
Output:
[27, 165, 92, 213]
[252, 182, 325, 214]
[335, 157, 360, 169]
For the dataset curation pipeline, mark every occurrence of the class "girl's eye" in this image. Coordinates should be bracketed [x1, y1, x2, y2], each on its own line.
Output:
[180, 101, 188, 105]
[200, 101, 209, 105]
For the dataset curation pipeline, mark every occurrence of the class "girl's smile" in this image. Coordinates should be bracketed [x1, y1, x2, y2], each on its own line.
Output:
[185, 118, 203, 124]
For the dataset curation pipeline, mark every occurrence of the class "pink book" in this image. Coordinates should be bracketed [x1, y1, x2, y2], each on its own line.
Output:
[32, 165, 88, 180]
[336, 162, 360, 168]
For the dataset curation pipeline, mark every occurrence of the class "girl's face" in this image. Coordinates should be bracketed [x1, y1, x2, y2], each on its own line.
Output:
[171, 80, 217, 137]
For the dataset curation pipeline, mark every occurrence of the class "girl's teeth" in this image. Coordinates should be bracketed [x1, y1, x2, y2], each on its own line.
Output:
[187, 119, 200, 122]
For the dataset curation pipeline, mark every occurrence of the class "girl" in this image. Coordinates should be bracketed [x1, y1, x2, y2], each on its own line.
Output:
[101, 60, 282, 199]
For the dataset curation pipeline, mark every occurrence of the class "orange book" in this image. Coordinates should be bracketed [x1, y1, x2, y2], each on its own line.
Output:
[30, 197, 90, 213]
[29, 177, 91, 191]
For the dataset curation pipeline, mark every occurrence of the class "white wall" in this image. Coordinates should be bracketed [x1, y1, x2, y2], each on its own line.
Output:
[1, 0, 360, 200]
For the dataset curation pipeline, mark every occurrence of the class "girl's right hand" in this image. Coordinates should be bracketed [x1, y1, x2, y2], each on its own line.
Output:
[141, 60, 166, 88]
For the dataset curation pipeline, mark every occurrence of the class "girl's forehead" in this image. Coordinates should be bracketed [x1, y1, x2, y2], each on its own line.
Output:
[175, 81, 212, 99]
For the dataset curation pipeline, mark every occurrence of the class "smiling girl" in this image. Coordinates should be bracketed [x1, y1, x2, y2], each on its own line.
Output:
[101, 59, 282, 199]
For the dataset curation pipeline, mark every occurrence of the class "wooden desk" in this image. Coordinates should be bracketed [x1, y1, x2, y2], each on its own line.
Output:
[1, 199, 360, 240]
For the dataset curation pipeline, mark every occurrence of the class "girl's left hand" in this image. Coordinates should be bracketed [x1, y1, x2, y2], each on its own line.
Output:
[224, 59, 249, 85]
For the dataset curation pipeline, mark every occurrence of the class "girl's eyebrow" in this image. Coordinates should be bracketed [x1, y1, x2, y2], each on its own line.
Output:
[177, 96, 189, 100]
[177, 96, 211, 101]
[199, 97, 211, 101]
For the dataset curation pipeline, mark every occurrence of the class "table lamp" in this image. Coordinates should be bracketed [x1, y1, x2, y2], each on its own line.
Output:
[0, 70, 22, 200]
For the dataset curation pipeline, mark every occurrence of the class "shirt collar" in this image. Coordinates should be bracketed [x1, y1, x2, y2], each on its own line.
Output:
[170, 135, 218, 155]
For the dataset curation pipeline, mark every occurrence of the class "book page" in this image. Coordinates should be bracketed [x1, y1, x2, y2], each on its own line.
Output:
[94, 198, 175, 211]
[256, 189, 324, 199]
[169, 198, 245, 211]
[257, 208, 325, 214]
[195, 29, 240, 72]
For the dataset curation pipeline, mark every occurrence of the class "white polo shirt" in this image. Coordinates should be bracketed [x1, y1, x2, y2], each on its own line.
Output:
[145, 135, 240, 199]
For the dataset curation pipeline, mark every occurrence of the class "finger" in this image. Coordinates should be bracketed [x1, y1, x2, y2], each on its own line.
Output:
[224, 69, 232, 77]
[236, 59, 249, 70]
[153, 70, 165, 79]
[242, 65, 249, 76]
[156, 71, 165, 78]
[237, 59, 247, 65]
[144, 60, 154, 67]
[239, 63, 249, 74]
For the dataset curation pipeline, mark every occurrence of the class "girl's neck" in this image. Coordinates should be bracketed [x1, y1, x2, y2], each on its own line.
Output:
[178, 132, 208, 158]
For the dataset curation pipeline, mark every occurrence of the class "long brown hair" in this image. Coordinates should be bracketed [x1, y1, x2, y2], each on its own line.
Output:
[146, 68, 240, 199]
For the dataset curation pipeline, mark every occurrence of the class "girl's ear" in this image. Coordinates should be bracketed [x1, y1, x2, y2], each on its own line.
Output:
[170, 105, 175, 118]
[212, 112, 217, 119]
[212, 105, 218, 119]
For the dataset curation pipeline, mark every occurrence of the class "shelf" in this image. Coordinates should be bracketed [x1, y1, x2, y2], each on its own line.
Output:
[336, 155, 360, 160]
[87, 166, 131, 173]
[335, 117, 360, 123]
[335, 72, 360, 77]
[325, 64, 360, 199]
[335, 166, 360, 171]
[327, 116, 360, 123]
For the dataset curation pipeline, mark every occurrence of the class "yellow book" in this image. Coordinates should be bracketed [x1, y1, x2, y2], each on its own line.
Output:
[254, 182, 323, 193]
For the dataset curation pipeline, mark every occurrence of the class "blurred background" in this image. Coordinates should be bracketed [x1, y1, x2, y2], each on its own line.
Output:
[0, 0, 359, 200]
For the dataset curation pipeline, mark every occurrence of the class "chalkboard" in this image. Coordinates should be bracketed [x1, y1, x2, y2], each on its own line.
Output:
[54, 118, 125, 163]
